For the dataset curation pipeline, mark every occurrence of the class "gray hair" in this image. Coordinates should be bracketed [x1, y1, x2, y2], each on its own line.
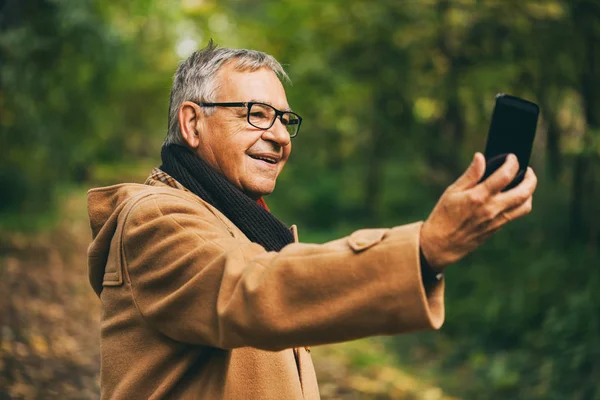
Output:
[164, 40, 290, 146]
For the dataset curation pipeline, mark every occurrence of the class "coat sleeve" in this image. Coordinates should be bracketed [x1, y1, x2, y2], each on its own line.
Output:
[120, 193, 444, 351]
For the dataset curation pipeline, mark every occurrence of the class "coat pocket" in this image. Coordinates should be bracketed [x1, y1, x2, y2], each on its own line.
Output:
[102, 234, 124, 287]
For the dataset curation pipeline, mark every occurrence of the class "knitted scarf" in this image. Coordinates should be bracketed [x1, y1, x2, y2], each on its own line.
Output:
[160, 144, 294, 252]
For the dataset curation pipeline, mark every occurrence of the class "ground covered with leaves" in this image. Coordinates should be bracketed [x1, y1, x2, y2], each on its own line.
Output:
[0, 194, 100, 399]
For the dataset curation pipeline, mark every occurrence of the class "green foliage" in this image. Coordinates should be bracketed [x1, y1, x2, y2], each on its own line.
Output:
[2, 0, 600, 398]
[0, 0, 176, 214]
[1, 0, 113, 211]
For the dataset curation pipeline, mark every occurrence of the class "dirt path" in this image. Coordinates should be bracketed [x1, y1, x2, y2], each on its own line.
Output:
[0, 198, 101, 399]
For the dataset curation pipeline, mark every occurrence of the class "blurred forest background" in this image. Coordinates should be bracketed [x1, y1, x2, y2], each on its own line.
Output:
[1, 0, 599, 399]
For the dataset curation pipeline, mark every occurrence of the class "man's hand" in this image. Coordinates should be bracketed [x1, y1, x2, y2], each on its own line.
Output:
[420, 152, 538, 271]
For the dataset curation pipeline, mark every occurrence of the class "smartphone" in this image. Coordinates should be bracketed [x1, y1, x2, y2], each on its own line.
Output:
[479, 93, 539, 191]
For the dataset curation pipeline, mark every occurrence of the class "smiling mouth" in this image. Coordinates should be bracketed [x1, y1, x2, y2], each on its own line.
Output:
[249, 155, 279, 164]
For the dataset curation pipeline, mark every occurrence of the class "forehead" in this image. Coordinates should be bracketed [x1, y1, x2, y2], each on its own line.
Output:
[216, 63, 289, 109]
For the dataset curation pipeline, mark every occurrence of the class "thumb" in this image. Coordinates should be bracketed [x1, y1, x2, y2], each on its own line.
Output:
[451, 152, 486, 192]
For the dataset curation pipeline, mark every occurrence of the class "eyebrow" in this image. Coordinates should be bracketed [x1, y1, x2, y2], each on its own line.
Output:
[249, 99, 292, 112]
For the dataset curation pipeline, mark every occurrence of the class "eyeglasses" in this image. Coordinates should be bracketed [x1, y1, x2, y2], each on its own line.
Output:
[196, 102, 302, 138]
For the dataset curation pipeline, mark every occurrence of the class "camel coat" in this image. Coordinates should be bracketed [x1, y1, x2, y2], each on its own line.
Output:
[87, 175, 445, 399]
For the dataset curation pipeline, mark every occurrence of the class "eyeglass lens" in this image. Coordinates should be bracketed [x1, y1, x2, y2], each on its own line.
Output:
[248, 103, 299, 137]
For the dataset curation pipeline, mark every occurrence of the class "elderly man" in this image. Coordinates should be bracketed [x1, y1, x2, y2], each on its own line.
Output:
[87, 42, 537, 399]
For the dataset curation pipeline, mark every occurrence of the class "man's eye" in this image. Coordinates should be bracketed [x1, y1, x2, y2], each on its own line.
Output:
[250, 111, 268, 119]
[280, 117, 290, 126]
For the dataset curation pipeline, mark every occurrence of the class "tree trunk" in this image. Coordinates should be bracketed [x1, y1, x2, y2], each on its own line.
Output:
[545, 113, 562, 182]
[570, 154, 588, 241]
[538, 96, 562, 182]
[569, 0, 600, 246]
[364, 126, 385, 224]
[426, 0, 465, 178]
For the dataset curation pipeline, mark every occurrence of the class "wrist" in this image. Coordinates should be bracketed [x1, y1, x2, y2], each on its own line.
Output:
[419, 246, 444, 283]
[419, 222, 444, 272]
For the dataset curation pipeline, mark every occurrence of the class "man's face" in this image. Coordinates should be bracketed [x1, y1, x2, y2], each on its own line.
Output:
[193, 63, 292, 199]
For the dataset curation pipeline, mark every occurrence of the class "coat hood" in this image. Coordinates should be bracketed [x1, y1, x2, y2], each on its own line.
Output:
[87, 183, 152, 297]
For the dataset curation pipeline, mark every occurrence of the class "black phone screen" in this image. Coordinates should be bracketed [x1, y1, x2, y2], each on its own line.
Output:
[481, 94, 539, 190]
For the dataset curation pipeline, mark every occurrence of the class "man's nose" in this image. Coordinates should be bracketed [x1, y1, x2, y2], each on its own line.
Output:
[261, 117, 290, 146]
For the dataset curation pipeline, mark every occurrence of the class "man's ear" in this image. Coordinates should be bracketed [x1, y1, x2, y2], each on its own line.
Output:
[178, 101, 203, 148]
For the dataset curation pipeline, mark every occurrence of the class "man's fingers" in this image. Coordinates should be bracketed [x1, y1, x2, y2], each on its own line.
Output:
[451, 152, 486, 192]
[493, 167, 538, 210]
[478, 154, 520, 196]
[485, 195, 533, 232]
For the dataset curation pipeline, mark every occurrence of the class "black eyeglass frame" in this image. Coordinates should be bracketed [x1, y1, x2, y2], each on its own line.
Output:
[195, 101, 302, 138]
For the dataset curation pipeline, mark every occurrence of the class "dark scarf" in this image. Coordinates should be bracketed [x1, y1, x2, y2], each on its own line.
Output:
[160, 144, 294, 252]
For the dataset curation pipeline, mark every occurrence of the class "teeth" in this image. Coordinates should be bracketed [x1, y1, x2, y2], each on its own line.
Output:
[252, 155, 277, 164]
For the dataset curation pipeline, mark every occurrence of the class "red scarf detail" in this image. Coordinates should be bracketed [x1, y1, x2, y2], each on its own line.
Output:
[256, 197, 269, 211]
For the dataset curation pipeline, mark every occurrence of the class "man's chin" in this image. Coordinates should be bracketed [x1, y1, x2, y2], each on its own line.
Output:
[242, 180, 276, 200]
